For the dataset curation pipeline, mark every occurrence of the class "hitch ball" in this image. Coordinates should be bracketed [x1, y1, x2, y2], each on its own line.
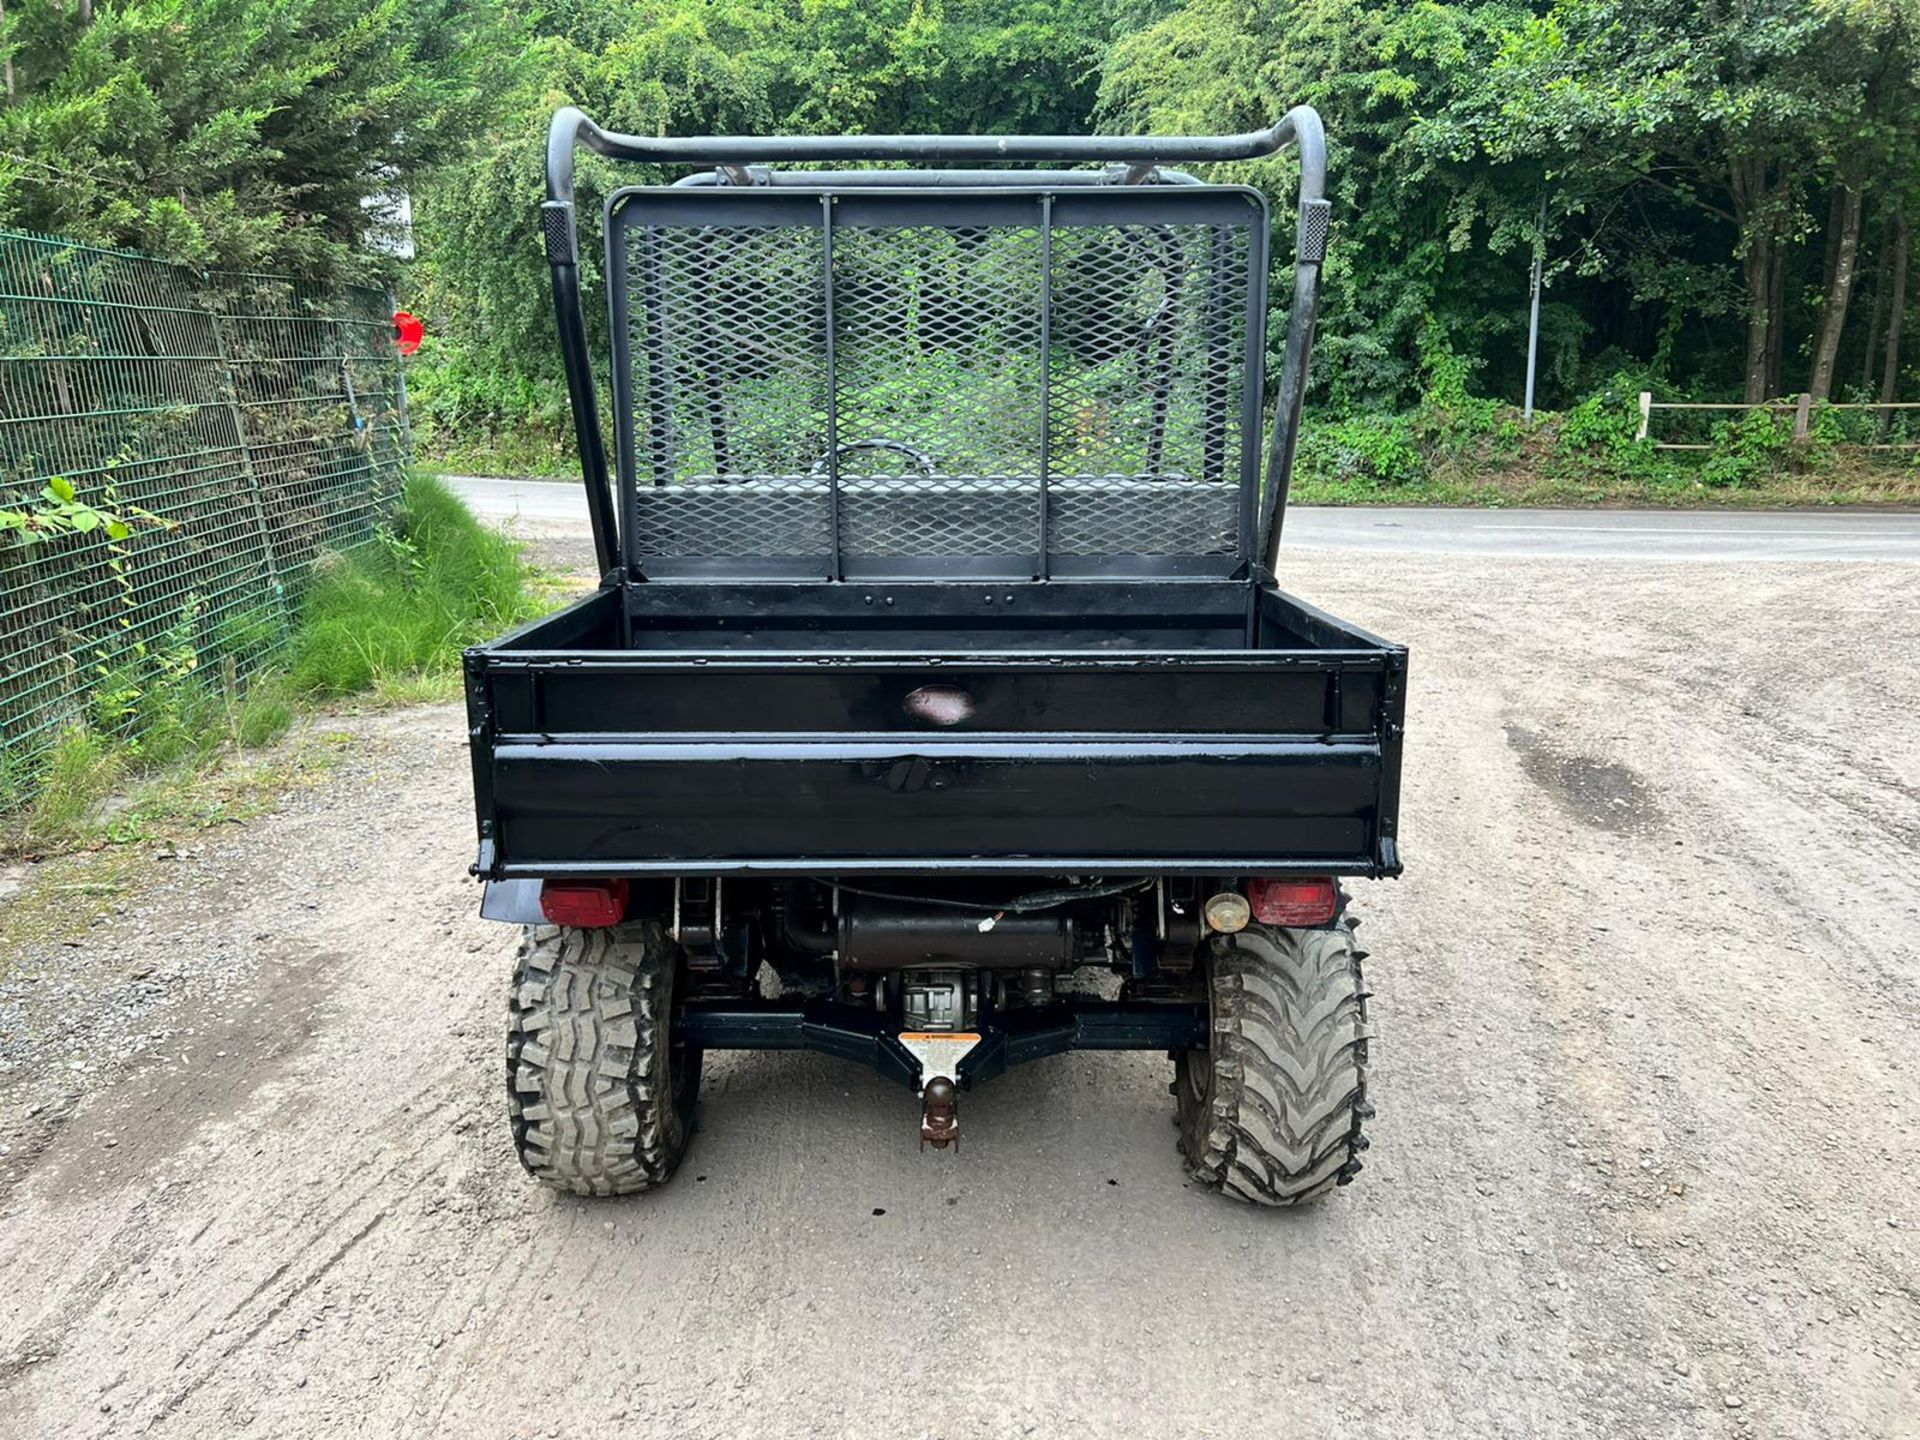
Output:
[921, 1076, 960, 1150]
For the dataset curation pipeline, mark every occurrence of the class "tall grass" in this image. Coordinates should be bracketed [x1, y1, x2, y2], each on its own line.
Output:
[288, 473, 538, 695]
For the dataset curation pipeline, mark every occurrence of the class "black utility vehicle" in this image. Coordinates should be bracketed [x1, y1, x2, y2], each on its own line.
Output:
[464, 106, 1407, 1205]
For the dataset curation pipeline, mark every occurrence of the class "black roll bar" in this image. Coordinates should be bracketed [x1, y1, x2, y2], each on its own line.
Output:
[539, 106, 1329, 581]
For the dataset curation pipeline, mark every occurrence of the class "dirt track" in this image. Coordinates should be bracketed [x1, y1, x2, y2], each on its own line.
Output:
[2, 550, 1917, 1439]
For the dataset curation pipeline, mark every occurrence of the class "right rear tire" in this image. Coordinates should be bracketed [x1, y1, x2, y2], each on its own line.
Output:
[1175, 920, 1371, 1206]
[506, 921, 701, 1196]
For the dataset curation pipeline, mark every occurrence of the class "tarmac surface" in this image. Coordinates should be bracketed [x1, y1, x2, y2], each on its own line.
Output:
[447, 472, 1920, 563]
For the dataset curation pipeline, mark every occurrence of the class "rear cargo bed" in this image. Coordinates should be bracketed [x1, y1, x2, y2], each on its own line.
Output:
[464, 581, 1405, 879]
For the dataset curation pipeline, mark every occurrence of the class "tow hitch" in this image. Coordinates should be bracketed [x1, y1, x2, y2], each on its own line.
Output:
[896, 1031, 982, 1150]
[674, 998, 1210, 1151]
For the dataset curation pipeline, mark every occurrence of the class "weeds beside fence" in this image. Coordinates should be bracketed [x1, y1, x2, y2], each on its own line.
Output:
[0, 230, 409, 806]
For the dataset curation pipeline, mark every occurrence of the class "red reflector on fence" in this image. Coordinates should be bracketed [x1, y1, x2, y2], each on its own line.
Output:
[540, 879, 629, 928]
[1246, 876, 1339, 927]
[393, 310, 424, 355]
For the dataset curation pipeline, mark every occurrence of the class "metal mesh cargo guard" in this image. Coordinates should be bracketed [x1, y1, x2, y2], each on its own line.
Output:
[608, 187, 1269, 579]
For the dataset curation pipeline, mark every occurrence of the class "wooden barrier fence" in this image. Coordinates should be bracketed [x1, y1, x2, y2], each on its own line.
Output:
[1636, 393, 1920, 450]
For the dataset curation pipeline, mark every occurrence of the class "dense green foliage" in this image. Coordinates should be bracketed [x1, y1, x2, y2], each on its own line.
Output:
[4, 0, 1916, 486]
[1102, 0, 1919, 411]
[396, 0, 1919, 469]
[0, 0, 497, 275]
[403, 0, 1114, 460]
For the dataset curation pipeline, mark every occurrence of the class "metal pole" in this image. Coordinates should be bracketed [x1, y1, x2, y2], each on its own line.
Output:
[540, 202, 622, 582]
[820, 194, 842, 582]
[1255, 107, 1329, 572]
[1523, 191, 1545, 422]
[1036, 192, 1053, 581]
[548, 105, 1331, 190]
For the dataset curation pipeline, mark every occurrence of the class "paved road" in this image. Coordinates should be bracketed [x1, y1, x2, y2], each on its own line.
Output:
[445, 472, 1920, 562]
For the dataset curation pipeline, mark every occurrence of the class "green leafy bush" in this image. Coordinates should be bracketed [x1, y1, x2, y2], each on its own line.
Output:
[1413, 329, 1505, 452]
[1700, 408, 1795, 489]
[1557, 373, 1651, 461]
[1295, 413, 1427, 490]
[0, 0, 498, 276]
[406, 351, 575, 476]
[86, 599, 229, 772]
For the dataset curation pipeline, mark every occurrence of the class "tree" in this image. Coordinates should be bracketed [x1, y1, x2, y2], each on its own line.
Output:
[405, 0, 1115, 444]
[1800, 0, 1920, 403]
[1101, 0, 1546, 411]
[1880, 210, 1910, 435]
[0, 0, 502, 278]
[1494, 0, 1850, 402]
[411, 0, 1917, 444]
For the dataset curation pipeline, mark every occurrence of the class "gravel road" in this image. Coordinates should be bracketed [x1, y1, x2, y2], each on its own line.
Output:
[2, 550, 1917, 1439]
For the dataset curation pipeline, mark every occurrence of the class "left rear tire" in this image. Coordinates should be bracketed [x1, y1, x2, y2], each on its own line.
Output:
[506, 921, 701, 1196]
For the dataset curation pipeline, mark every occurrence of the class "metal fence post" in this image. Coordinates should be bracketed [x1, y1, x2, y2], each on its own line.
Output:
[1523, 192, 1545, 422]
[209, 278, 291, 634]
[336, 311, 379, 522]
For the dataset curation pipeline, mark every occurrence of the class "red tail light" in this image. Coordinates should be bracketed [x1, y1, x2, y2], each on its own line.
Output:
[540, 879, 629, 927]
[1246, 876, 1339, 927]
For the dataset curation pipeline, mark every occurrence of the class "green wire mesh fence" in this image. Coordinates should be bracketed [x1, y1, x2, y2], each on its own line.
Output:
[0, 229, 409, 803]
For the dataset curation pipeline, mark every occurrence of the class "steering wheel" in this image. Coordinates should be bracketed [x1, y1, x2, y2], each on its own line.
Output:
[809, 438, 939, 478]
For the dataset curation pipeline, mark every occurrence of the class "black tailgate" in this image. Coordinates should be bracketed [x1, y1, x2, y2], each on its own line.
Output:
[467, 649, 1404, 877]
